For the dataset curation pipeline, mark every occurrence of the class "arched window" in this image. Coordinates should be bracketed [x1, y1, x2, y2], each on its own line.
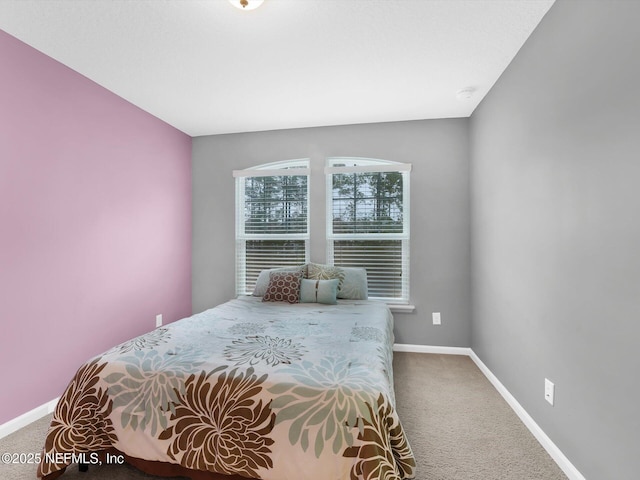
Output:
[325, 157, 411, 302]
[233, 159, 310, 295]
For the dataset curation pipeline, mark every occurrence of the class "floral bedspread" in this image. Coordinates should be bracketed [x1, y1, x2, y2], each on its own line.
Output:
[38, 297, 416, 480]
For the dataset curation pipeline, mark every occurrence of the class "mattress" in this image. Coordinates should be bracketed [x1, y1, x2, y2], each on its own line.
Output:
[38, 296, 416, 480]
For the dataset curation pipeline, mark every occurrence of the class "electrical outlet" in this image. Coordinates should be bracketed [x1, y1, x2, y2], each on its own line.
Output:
[545, 378, 554, 406]
[432, 312, 441, 325]
[156, 314, 163, 328]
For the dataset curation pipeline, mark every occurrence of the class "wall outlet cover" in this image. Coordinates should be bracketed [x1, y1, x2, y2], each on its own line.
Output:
[545, 378, 554, 406]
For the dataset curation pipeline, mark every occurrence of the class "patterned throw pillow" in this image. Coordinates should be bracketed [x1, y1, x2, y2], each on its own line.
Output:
[307, 263, 345, 286]
[252, 265, 307, 296]
[262, 271, 303, 304]
[337, 267, 368, 300]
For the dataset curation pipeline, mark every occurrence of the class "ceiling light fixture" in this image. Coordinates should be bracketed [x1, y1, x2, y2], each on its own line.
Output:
[229, 0, 264, 10]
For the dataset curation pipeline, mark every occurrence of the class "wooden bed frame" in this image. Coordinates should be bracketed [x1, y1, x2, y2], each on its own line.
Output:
[43, 448, 252, 480]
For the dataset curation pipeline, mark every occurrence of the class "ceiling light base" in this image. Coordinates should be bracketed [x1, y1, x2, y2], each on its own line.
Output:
[456, 87, 476, 101]
[229, 0, 264, 10]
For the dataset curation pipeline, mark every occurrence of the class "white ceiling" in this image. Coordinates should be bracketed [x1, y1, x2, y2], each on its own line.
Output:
[0, 0, 555, 137]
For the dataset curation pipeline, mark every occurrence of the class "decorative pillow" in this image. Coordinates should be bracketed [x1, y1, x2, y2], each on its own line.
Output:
[337, 267, 368, 300]
[253, 265, 307, 296]
[300, 278, 339, 305]
[262, 271, 303, 304]
[307, 263, 345, 287]
[306, 263, 368, 300]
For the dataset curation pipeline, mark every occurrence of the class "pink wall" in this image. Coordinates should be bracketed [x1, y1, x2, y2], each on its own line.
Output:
[0, 30, 192, 424]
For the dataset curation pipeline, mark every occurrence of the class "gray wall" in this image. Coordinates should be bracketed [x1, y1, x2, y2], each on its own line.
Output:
[470, 1, 640, 478]
[193, 119, 471, 346]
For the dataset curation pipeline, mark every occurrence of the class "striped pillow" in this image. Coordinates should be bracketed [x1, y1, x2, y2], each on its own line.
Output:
[300, 278, 339, 304]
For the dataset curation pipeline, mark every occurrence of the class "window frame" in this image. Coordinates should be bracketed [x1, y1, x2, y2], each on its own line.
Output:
[325, 157, 411, 303]
[234, 159, 310, 296]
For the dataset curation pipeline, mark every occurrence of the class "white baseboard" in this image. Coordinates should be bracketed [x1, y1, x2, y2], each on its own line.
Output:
[393, 343, 472, 356]
[394, 344, 585, 480]
[468, 351, 585, 480]
[0, 397, 58, 440]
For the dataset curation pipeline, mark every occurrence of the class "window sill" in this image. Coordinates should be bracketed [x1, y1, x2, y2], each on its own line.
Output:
[388, 304, 416, 313]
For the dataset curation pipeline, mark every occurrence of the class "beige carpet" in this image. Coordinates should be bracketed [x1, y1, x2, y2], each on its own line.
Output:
[0, 352, 567, 480]
[393, 353, 567, 480]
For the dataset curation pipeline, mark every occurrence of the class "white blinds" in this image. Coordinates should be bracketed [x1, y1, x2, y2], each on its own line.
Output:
[239, 239, 308, 293]
[328, 239, 409, 300]
[242, 175, 308, 235]
[235, 162, 310, 295]
[326, 159, 410, 302]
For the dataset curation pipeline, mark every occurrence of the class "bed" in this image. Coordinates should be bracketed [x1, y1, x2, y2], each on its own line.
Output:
[37, 296, 416, 480]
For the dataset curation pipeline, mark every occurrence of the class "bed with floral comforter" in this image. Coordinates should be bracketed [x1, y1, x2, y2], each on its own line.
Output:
[37, 297, 415, 480]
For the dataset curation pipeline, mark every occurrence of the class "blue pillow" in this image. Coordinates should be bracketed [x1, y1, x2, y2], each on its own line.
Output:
[300, 279, 339, 304]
